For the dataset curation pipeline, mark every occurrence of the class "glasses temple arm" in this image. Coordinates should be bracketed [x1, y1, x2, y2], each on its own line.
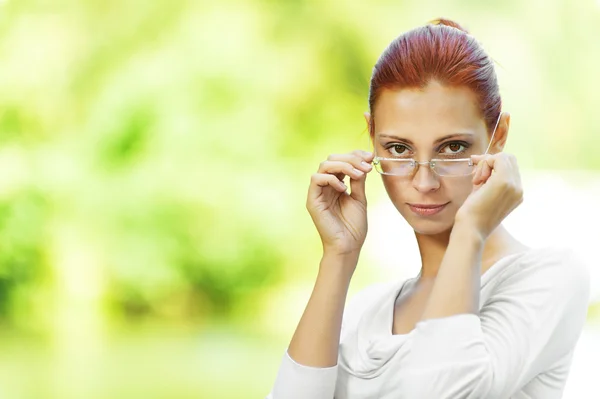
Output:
[483, 112, 503, 155]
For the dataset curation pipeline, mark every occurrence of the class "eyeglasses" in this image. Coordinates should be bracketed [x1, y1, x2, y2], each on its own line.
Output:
[373, 157, 475, 177]
[372, 113, 502, 177]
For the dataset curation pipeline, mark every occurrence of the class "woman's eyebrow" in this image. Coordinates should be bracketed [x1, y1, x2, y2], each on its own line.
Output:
[378, 134, 414, 144]
[378, 133, 475, 144]
[434, 133, 475, 143]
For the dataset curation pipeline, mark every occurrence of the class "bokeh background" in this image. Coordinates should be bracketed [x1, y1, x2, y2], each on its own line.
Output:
[0, 0, 599, 398]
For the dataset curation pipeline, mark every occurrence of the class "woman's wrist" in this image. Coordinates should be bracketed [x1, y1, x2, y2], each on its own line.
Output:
[319, 250, 360, 281]
[451, 220, 486, 249]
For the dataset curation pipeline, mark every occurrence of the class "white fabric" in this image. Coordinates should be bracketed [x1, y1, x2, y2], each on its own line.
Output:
[266, 246, 590, 399]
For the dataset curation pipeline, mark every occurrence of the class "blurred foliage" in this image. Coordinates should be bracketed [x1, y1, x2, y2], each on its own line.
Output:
[0, 0, 598, 397]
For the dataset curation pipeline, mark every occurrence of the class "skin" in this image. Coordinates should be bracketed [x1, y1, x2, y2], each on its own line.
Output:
[288, 79, 527, 367]
[367, 81, 528, 281]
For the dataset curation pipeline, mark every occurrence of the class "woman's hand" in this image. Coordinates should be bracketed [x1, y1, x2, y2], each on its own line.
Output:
[306, 150, 374, 258]
[455, 152, 524, 240]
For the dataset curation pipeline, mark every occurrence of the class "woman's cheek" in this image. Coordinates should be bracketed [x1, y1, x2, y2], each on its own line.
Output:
[447, 179, 473, 206]
[382, 177, 409, 202]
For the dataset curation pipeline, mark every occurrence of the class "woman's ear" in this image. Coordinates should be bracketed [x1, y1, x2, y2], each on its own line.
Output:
[491, 112, 510, 153]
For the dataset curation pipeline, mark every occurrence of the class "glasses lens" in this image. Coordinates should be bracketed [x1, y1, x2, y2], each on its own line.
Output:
[432, 159, 474, 176]
[374, 158, 415, 176]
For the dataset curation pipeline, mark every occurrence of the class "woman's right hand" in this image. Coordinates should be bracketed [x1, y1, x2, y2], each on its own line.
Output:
[306, 150, 375, 258]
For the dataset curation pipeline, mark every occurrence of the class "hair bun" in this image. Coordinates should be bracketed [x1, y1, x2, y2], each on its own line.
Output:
[430, 18, 469, 33]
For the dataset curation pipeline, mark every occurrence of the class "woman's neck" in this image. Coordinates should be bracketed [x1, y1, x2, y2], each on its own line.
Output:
[414, 224, 526, 281]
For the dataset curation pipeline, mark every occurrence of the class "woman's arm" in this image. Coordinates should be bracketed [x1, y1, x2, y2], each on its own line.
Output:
[268, 251, 358, 399]
[288, 251, 357, 367]
[420, 222, 484, 321]
[386, 154, 590, 398]
[394, 248, 590, 399]
[268, 149, 373, 398]
[419, 153, 524, 322]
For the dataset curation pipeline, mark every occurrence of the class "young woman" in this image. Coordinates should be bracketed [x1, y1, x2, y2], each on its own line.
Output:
[267, 19, 590, 399]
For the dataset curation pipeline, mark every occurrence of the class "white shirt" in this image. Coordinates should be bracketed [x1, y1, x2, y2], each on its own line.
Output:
[267, 246, 590, 399]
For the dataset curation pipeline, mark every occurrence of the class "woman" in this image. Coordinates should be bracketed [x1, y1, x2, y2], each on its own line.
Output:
[267, 19, 589, 399]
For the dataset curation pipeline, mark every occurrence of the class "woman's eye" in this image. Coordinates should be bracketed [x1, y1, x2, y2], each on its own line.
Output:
[388, 144, 410, 157]
[440, 142, 468, 154]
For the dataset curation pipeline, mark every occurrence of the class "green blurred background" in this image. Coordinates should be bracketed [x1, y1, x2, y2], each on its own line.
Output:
[0, 0, 599, 398]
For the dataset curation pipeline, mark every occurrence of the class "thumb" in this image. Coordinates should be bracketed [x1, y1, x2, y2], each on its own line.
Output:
[349, 171, 368, 205]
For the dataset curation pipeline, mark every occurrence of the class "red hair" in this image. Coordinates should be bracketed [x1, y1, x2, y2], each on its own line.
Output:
[368, 18, 501, 135]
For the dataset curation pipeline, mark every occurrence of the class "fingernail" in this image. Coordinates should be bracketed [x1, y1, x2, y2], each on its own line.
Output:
[361, 161, 372, 169]
[353, 168, 364, 176]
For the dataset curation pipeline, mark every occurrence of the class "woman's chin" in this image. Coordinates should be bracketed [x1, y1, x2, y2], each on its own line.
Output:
[410, 221, 454, 236]
[399, 210, 456, 236]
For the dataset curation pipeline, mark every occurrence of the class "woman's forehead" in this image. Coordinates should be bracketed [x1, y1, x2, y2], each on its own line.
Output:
[374, 82, 483, 124]
[373, 84, 486, 136]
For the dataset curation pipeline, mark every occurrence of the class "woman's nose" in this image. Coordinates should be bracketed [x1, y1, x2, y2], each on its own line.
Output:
[411, 162, 440, 193]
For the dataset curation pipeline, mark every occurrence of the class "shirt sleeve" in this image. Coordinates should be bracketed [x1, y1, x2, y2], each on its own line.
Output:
[265, 281, 391, 399]
[265, 350, 338, 399]
[394, 248, 590, 399]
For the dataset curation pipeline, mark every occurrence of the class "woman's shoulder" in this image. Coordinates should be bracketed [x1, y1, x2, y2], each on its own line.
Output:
[489, 245, 591, 305]
[510, 246, 589, 282]
[484, 246, 591, 362]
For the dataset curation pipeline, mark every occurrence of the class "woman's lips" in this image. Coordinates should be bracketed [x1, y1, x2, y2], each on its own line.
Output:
[407, 202, 449, 216]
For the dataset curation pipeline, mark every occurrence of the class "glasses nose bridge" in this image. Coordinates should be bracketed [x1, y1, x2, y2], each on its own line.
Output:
[411, 159, 436, 175]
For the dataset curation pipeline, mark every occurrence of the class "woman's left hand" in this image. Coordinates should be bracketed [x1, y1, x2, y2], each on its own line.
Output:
[455, 152, 524, 240]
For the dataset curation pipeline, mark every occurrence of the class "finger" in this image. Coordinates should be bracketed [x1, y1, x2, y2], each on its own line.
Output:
[307, 173, 347, 204]
[326, 152, 374, 173]
[349, 149, 375, 163]
[472, 153, 512, 177]
[471, 154, 484, 184]
[472, 159, 484, 184]
[318, 160, 369, 182]
[355, 149, 375, 163]
[471, 155, 491, 185]
[349, 165, 368, 205]
[480, 161, 492, 182]
[471, 154, 491, 166]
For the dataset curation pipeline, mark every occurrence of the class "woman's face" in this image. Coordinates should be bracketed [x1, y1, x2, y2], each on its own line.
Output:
[368, 81, 508, 235]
